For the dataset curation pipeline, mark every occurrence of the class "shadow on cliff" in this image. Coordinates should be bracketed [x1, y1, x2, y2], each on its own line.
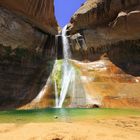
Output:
[71, 39, 140, 77]
[0, 35, 56, 110]
[107, 40, 140, 77]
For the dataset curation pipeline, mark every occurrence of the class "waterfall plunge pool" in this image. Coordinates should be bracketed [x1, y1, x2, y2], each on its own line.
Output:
[0, 108, 140, 123]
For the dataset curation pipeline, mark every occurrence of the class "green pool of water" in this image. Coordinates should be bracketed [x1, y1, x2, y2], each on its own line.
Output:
[0, 108, 140, 123]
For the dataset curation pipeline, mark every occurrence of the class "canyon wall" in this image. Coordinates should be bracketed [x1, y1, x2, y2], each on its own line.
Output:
[0, 0, 58, 34]
[69, 0, 140, 108]
[0, 0, 58, 109]
[69, 0, 140, 50]
[0, 0, 140, 109]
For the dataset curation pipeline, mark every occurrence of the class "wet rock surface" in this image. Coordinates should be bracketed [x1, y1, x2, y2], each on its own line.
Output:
[71, 59, 140, 108]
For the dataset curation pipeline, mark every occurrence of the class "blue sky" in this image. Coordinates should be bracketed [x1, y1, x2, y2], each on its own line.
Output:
[54, 0, 86, 27]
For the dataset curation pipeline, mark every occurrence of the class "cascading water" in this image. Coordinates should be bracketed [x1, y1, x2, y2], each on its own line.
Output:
[57, 25, 73, 108]
[54, 80, 59, 107]
[68, 68, 87, 107]
[27, 26, 99, 109]
[54, 25, 96, 108]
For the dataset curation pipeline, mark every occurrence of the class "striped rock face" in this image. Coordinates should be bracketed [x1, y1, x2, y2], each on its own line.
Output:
[67, 0, 140, 109]
[0, 0, 58, 34]
[69, 0, 140, 59]
[0, 1, 57, 110]
[69, 0, 140, 33]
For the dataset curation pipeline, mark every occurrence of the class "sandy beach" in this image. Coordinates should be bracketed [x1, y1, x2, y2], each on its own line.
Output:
[0, 116, 140, 140]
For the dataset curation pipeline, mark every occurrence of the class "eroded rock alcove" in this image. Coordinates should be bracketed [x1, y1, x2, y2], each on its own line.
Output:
[0, 0, 140, 109]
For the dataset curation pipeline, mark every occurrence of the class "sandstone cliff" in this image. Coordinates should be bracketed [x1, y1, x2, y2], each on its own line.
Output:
[68, 0, 140, 108]
[69, 0, 140, 48]
[0, 0, 58, 34]
[0, 0, 58, 109]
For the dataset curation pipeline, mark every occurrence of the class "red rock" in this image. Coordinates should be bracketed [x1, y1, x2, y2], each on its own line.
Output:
[0, 0, 58, 34]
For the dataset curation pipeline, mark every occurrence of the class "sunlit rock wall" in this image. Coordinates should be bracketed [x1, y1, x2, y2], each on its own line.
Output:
[69, 0, 139, 49]
[68, 0, 140, 108]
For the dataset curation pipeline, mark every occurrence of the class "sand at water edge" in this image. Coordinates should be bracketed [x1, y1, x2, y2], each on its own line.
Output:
[0, 116, 140, 140]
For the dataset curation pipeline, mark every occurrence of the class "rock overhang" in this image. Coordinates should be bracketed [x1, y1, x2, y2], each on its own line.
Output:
[0, 0, 59, 35]
[68, 0, 140, 50]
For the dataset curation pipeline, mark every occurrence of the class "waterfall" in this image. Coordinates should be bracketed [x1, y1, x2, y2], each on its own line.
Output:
[32, 76, 51, 103]
[57, 25, 73, 108]
[54, 80, 59, 107]
[62, 25, 71, 60]
[30, 26, 99, 109]
[55, 25, 90, 108]
[69, 68, 87, 107]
